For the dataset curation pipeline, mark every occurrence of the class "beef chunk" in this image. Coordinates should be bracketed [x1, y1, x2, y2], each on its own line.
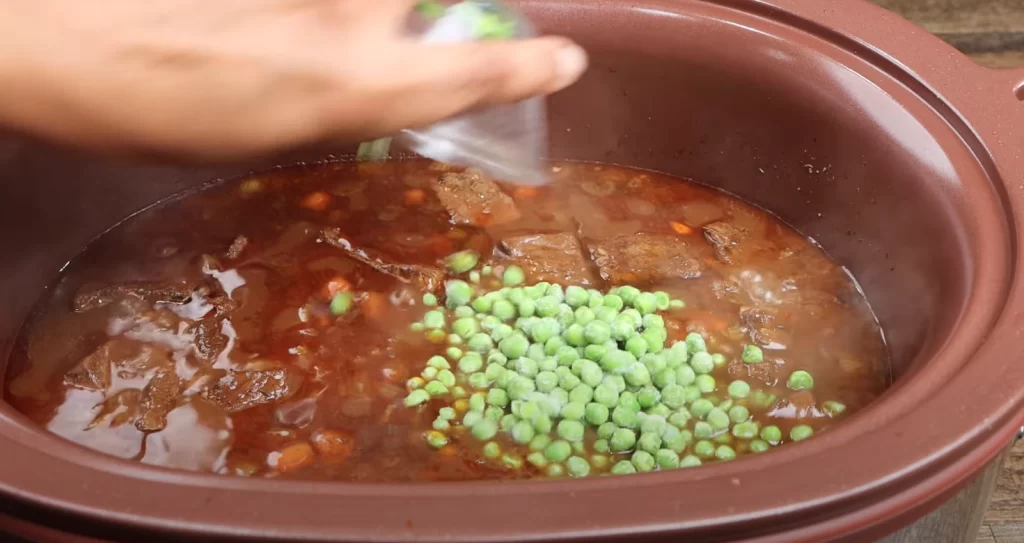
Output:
[204, 368, 303, 413]
[588, 233, 703, 283]
[433, 171, 520, 226]
[64, 339, 171, 391]
[500, 233, 596, 286]
[703, 221, 748, 264]
[321, 228, 444, 291]
[73, 280, 197, 313]
[135, 368, 181, 432]
[739, 307, 790, 349]
[189, 318, 228, 363]
[226, 235, 249, 259]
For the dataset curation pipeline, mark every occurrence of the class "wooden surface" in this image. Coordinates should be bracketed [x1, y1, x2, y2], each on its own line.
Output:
[866, 1, 1023, 542]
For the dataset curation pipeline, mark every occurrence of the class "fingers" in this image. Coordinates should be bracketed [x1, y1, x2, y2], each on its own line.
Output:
[335, 36, 587, 136]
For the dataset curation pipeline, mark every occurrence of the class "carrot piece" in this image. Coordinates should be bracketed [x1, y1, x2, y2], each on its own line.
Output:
[268, 442, 315, 472]
[404, 189, 426, 206]
[361, 292, 389, 323]
[670, 221, 693, 235]
[301, 191, 332, 211]
[323, 276, 352, 299]
[514, 187, 538, 199]
[311, 430, 355, 464]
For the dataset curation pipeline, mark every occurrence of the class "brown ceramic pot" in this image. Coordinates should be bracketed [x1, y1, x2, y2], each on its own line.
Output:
[2, 0, 1023, 541]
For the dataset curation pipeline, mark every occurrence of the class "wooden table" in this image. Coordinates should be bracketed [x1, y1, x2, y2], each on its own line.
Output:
[867, 2, 1023, 542]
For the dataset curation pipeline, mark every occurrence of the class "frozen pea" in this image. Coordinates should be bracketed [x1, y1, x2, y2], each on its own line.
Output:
[503, 265, 526, 287]
[597, 421, 618, 439]
[750, 439, 771, 453]
[484, 405, 504, 421]
[492, 300, 517, 321]
[653, 368, 677, 389]
[594, 383, 620, 407]
[563, 323, 587, 347]
[706, 408, 730, 431]
[511, 420, 536, 444]
[612, 405, 638, 428]
[715, 445, 736, 461]
[422, 293, 438, 306]
[585, 402, 610, 425]
[529, 434, 552, 452]
[499, 333, 530, 359]
[662, 427, 690, 453]
[594, 439, 611, 453]
[423, 310, 446, 330]
[507, 376, 537, 400]
[680, 454, 702, 467]
[569, 383, 594, 404]
[583, 344, 607, 362]
[566, 456, 591, 477]
[728, 405, 751, 424]
[689, 351, 714, 374]
[594, 306, 619, 323]
[610, 319, 635, 342]
[660, 384, 687, 409]
[545, 440, 572, 462]
[518, 298, 537, 318]
[791, 425, 814, 441]
[565, 286, 590, 308]
[561, 401, 586, 421]
[535, 371, 559, 393]
[603, 374, 627, 394]
[527, 451, 549, 468]
[788, 370, 815, 391]
[682, 385, 702, 404]
[675, 365, 696, 386]
[655, 449, 680, 469]
[695, 374, 717, 394]
[668, 409, 691, 428]
[685, 332, 707, 354]
[486, 388, 509, 407]
[436, 369, 456, 388]
[514, 357, 539, 378]
[647, 403, 671, 418]
[544, 336, 566, 356]
[445, 346, 463, 361]
[579, 360, 604, 387]
[600, 350, 637, 375]
[638, 433, 663, 455]
[611, 460, 637, 475]
[574, 306, 596, 327]
[445, 280, 473, 308]
[427, 355, 451, 370]
[631, 450, 656, 472]
[425, 430, 449, 449]
[424, 380, 449, 397]
[583, 321, 611, 344]
[712, 353, 727, 368]
[742, 344, 764, 364]
[665, 342, 689, 368]
[467, 333, 493, 353]
[693, 440, 716, 459]
[535, 296, 561, 318]
[471, 294, 493, 313]
[823, 400, 847, 416]
[732, 421, 759, 440]
[404, 389, 430, 407]
[557, 420, 586, 442]
[760, 425, 783, 444]
[693, 421, 714, 439]
[610, 428, 637, 452]
[637, 386, 661, 408]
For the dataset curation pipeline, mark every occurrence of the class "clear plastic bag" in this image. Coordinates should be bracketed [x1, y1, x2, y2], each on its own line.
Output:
[376, 1, 549, 185]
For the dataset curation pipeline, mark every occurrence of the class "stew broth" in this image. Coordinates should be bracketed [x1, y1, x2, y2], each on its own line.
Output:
[3, 160, 888, 480]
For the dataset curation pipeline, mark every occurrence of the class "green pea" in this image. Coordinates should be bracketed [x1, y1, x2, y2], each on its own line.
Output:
[760, 425, 783, 444]
[612, 405, 637, 428]
[728, 405, 751, 423]
[618, 391, 641, 412]
[609, 428, 637, 452]
[683, 385, 702, 404]
[642, 330, 666, 353]
[693, 421, 714, 439]
[611, 460, 637, 475]
[647, 403, 671, 418]
[662, 427, 691, 453]
[502, 265, 526, 287]
[640, 415, 666, 436]
[597, 422, 618, 440]
[548, 284, 566, 302]
[609, 319, 635, 342]
[654, 449, 680, 469]
[788, 370, 815, 390]
[507, 376, 537, 400]
[532, 296, 558, 318]
[561, 401, 586, 421]
[712, 353, 727, 367]
[611, 286, 635, 304]
[637, 432, 663, 454]
[445, 346, 463, 360]
[484, 405, 504, 421]
[406, 377, 426, 392]
[404, 389, 430, 407]
[527, 451, 549, 468]
[581, 344, 605, 362]
[543, 336, 565, 356]
[499, 414, 517, 432]
[695, 374, 716, 394]
[594, 306, 619, 323]
[544, 440, 572, 463]
[562, 285, 587, 308]
[436, 369, 457, 387]
[600, 350, 637, 375]
[631, 450, 656, 472]
[557, 371, 581, 391]
[557, 420, 586, 442]
[751, 390, 778, 409]
[425, 355, 449, 370]
[444, 280, 473, 308]
[660, 384, 687, 409]
[704, 408, 729, 431]
[593, 383, 619, 407]
[620, 336, 646, 359]
[791, 425, 814, 441]
[421, 292, 439, 306]
[689, 352, 714, 374]
[569, 383, 594, 404]
[598, 294, 621, 312]
[425, 430, 449, 449]
[514, 357, 539, 378]
[530, 317, 561, 344]
[592, 439, 610, 454]
[424, 380, 448, 397]
[732, 421, 759, 440]
[572, 307, 595, 328]
[665, 342, 689, 368]
[693, 440, 715, 459]
[561, 456, 589, 477]
[603, 374, 626, 393]
[483, 387, 508, 407]
[552, 346, 577, 367]
[652, 368, 677, 389]
[680, 454, 701, 467]
[454, 305, 476, 319]
[581, 320, 610, 344]
[637, 387, 661, 408]
[444, 250, 479, 273]
[577, 402, 606, 425]
[423, 310, 446, 330]
[532, 370, 557, 393]
[622, 363, 651, 388]
[685, 332, 707, 354]
[469, 294, 492, 313]
[479, 315, 502, 332]
[516, 298, 537, 319]
[526, 343, 547, 362]
[462, 333, 490, 353]
[715, 445, 736, 461]
[741, 344, 764, 364]
[576, 361, 603, 388]
[750, 439, 771, 453]
[823, 400, 847, 416]
[499, 334, 529, 359]
[492, 300, 517, 321]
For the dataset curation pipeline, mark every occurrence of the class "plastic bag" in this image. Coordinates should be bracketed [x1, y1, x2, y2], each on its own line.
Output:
[360, 1, 549, 185]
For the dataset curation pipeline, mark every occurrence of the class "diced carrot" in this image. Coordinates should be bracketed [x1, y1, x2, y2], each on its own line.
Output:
[514, 187, 538, 199]
[670, 221, 693, 235]
[361, 292, 389, 323]
[429, 236, 454, 257]
[301, 191, 332, 211]
[311, 430, 355, 464]
[323, 276, 352, 298]
[404, 189, 426, 206]
[268, 442, 315, 473]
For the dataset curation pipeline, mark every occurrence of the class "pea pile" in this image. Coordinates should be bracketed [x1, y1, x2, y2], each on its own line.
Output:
[402, 251, 841, 477]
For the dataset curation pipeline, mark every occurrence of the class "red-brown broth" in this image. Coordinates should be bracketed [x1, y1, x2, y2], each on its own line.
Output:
[3, 160, 889, 480]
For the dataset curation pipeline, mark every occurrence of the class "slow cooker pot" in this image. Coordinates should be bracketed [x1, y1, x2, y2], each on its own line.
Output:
[2, 0, 1023, 541]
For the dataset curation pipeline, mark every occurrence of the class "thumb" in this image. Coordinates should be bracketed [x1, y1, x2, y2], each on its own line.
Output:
[362, 36, 587, 132]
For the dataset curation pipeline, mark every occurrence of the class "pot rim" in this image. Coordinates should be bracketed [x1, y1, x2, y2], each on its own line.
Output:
[2, 0, 1024, 541]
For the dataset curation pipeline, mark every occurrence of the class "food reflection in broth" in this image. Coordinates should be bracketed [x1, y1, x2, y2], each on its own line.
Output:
[3, 160, 889, 480]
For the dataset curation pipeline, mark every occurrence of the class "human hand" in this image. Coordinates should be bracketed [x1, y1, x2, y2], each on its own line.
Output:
[0, 0, 586, 161]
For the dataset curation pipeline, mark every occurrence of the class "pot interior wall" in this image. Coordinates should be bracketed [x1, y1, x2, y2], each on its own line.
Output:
[0, 2, 979, 395]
